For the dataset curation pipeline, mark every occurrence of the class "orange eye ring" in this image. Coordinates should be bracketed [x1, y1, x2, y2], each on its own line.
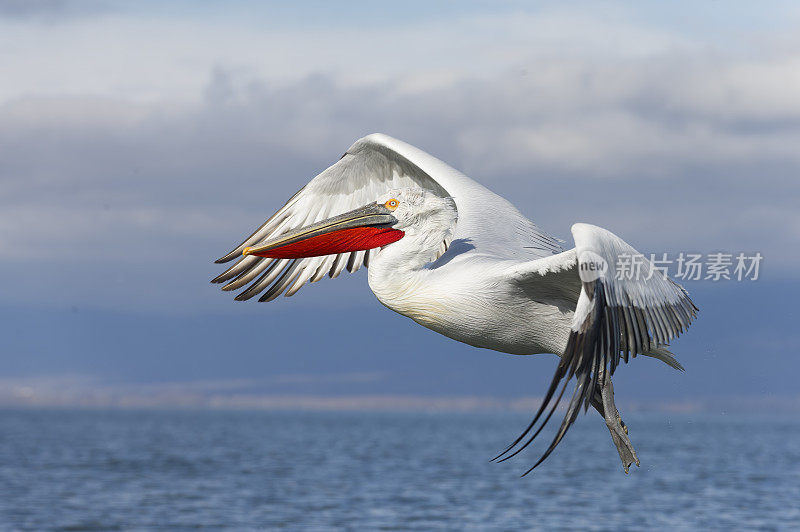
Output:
[384, 199, 399, 210]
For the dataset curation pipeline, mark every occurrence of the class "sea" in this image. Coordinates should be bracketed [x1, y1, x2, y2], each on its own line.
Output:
[0, 409, 798, 530]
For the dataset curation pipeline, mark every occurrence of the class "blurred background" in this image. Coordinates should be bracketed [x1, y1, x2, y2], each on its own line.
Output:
[2, 0, 797, 410]
[3, 2, 800, 529]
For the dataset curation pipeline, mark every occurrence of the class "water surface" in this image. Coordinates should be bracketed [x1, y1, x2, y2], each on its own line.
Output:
[1, 410, 798, 530]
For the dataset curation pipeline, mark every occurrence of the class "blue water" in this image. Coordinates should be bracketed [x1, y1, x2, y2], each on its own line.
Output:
[1, 410, 798, 530]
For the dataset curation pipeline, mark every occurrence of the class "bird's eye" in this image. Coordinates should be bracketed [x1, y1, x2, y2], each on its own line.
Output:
[384, 199, 399, 210]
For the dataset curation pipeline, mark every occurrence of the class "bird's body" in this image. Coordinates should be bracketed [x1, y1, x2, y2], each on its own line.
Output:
[213, 133, 697, 474]
[369, 253, 573, 356]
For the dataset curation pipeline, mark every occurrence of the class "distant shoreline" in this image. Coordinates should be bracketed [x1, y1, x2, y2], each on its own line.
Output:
[1, 387, 798, 414]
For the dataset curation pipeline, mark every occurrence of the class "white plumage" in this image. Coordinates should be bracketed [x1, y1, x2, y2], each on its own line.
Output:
[213, 133, 697, 474]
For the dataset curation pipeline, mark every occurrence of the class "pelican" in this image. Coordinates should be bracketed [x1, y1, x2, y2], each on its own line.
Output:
[212, 133, 697, 475]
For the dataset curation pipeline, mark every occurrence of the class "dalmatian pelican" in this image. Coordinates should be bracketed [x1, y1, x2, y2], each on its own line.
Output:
[212, 133, 697, 475]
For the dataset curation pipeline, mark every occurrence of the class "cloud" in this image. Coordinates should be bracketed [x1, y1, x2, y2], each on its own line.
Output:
[0, 4, 798, 312]
[0, 0, 110, 21]
[0, 5, 691, 103]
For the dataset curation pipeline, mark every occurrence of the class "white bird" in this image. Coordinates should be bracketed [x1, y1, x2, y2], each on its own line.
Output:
[212, 133, 697, 474]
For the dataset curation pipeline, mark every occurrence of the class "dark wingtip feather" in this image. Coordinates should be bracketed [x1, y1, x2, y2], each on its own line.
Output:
[215, 251, 239, 264]
[494, 281, 607, 473]
[490, 361, 569, 462]
[233, 291, 254, 301]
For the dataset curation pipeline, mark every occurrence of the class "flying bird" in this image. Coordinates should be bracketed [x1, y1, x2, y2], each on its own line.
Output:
[212, 133, 697, 474]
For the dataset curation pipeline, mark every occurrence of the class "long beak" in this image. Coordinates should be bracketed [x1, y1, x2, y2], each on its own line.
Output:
[243, 203, 404, 259]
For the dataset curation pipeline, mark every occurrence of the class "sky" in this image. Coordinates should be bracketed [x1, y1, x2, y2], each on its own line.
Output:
[1, 1, 798, 409]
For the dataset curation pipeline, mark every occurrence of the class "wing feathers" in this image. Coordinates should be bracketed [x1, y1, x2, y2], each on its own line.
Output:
[329, 253, 348, 279]
[285, 257, 325, 297]
[310, 255, 336, 283]
[221, 258, 277, 291]
[214, 192, 302, 263]
[234, 258, 292, 301]
[258, 260, 302, 302]
[213, 135, 458, 300]
[211, 254, 260, 284]
[500, 223, 697, 473]
[214, 133, 565, 301]
[347, 250, 366, 273]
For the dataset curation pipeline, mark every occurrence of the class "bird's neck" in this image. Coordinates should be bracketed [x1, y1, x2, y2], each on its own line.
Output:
[367, 211, 455, 307]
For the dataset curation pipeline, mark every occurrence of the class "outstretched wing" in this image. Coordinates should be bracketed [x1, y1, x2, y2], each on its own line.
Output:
[496, 223, 698, 474]
[213, 133, 562, 301]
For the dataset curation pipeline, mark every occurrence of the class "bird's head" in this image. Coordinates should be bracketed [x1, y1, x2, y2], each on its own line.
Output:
[242, 187, 456, 259]
[375, 188, 456, 235]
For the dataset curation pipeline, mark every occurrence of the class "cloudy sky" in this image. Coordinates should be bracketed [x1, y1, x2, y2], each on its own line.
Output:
[1, 1, 798, 408]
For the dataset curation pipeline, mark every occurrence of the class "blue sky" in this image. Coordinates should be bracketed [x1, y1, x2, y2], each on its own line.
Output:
[1, 1, 798, 408]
